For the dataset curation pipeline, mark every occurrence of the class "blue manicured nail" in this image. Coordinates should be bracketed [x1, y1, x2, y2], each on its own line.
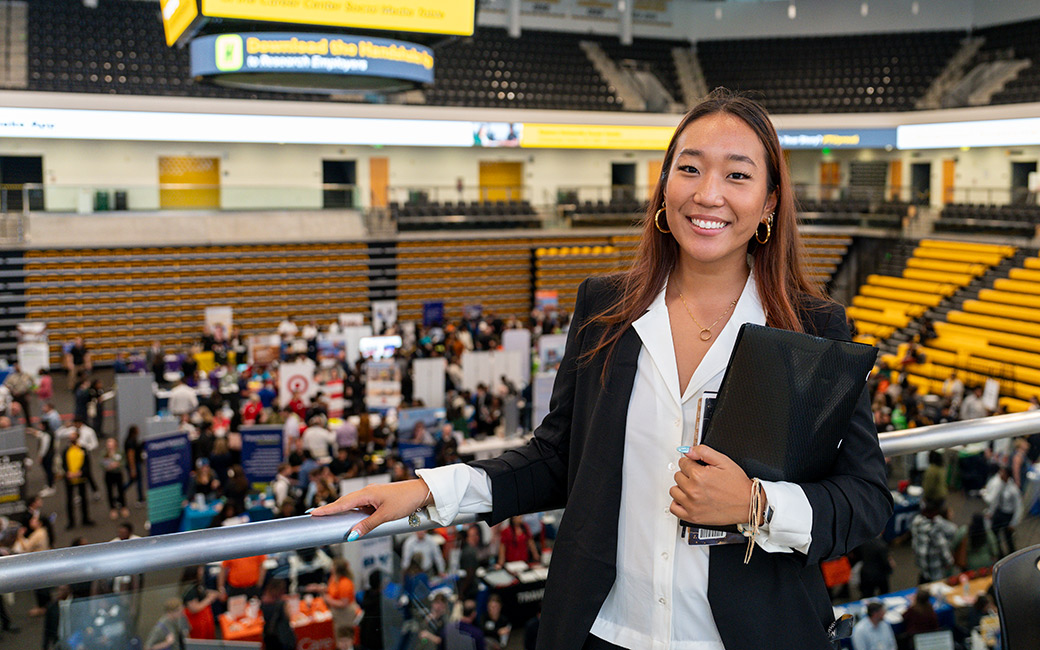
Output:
[305, 507, 316, 514]
[676, 446, 691, 454]
[347, 530, 360, 542]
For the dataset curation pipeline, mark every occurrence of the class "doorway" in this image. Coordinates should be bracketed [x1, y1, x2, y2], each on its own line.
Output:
[646, 160, 663, 199]
[942, 159, 956, 205]
[611, 162, 636, 202]
[478, 161, 523, 202]
[820, 162, 841, 200]
[0, 155, 43, 213]
[910, 162, 931, 205]
[159, 156, 220, 209]
[1012, 161, 1037, 204]
[323, 159, 357, 209]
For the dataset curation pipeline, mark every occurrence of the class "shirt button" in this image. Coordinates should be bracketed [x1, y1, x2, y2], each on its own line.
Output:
[664, 507, 670, 515]
[661, 551, 669, 560]
[674, 419, 681, 427]
[667, 462, 676, 471]
[658, 597, 667, 605]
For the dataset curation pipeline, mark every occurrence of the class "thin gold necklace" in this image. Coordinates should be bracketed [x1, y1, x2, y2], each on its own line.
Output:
[677, 292, 737, 341]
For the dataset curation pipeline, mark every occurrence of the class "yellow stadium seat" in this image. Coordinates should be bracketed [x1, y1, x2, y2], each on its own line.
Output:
[963, 299, 1040, 324]
[993, 278, 1040, 295]
[977, 289, 1040, 310]
[903, 268, 973, 286]
[947, 310, 1040, 338]
[912, 247, 1003, 266]
[1023, 257, 1040, 271]
[918, 239, 1015, 257]
[1009, 268, 1040, 283]
[867, 274, 956, 297]
[934, 321, 1040, 355]
[905, 258, 986, 276]
[847, 306, 910, 328]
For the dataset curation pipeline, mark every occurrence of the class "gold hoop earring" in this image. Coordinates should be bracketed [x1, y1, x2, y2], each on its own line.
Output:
[654, 206, 670, 234]
[755, 212, 773, 244]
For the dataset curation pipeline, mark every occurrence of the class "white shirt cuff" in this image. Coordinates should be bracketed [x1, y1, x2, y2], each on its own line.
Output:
[755, 481, 813, 554]
[415, 465, 494, 526]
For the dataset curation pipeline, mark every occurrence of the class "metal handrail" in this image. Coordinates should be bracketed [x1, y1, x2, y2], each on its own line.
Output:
[2, 410, 1040, 593]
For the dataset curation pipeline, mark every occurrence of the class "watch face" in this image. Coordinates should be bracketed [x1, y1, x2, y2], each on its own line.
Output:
[765, 504, 775, 525]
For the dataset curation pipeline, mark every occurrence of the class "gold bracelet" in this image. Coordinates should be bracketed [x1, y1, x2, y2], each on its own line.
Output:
[743, 478, 762, 565]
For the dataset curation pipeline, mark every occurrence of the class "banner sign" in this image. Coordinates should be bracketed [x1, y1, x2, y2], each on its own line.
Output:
[538, 333, 568, 373]
[422, 301, 444, 327]
[777, 129, 898, 149]
[278, 358, 318, 408]
[145, 421, 192, 536]
[398, 407, 446, 440]
[533, 371, 556, 433]
[372, 300, 399, 335]
[204, 306, 233, 333]
[240, 425, 284, 492]
[16, 322, 49, 379]
[413, 357, 447, 409]
[191, 33, 435, 87]
[365, 361, 402, 410]
[249, 334, 282, 366]
[0, 426, 27, 519]
[502, 329, 532, 387]
[398, 442, 437, 471]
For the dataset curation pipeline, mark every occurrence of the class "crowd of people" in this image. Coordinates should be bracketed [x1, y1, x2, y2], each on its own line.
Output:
[1, 301, 1035, 649]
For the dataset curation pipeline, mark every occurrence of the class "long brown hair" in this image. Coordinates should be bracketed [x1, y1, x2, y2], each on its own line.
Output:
[582, 89, 825, 374]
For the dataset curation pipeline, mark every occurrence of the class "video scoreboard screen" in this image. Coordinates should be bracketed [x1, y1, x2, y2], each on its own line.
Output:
[162, 0, 475, 47]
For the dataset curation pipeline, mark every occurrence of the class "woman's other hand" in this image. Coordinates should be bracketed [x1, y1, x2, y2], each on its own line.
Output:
[311, 478, 432, 540]
[669, 445, 753, 526]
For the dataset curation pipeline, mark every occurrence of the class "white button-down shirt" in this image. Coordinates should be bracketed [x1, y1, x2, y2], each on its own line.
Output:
[419, 272, 813, 649]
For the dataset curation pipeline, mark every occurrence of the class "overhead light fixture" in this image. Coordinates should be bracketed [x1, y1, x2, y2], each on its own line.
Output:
[788, 2, 797, 20]
[861, 2, 869, 16]
[911, 1, 919, 15]
[715, 6, 722, 20]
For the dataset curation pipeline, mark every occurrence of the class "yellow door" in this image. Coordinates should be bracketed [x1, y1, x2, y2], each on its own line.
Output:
[369, 157, 389, 208]
[942, 159, 956, 204]
[159, 156, 220, 209]
[888, 160, 903, 201]
[647, 160, 663, 197]
[820, 162, 841, 200]
[479, 161, 523, 202]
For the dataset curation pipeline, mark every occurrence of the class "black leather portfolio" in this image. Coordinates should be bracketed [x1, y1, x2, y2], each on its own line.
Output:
[681, 323, 878, 536]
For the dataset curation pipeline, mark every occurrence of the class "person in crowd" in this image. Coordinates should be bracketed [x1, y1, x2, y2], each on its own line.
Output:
[241, 391, 263, 425]
[88, 377, 106, 435]
[853, 534, 894, 599]
[326, 557, 359, 650]
[124, 424, 146, 506]
[181, 565, 218, 640]
[498, 516, 539, 566]
[288, 546, 333, 594]
[62, 430, 95, 528]
[145, 597, 191, 650]
[910, 500, 960, 583]
[14, 513, 55, 616]
[900, 587, 939, 644]
[148, 341, 166, 386]
[302, 414, 336, 461]
[112, 520, 141, 542]
[444, 599, 486, 650]
[168, 377, 199, 417]
[101, 436, 129, 519]
[40, 401, 62, 437]
[43, 584, 71, 650]
[921, 450, 947, 504]
[1010, 437, 1031, 488]
[481, 593, 511, 650]
[316, 90, 892, 648]
[458, 524, 487, 601]
[401, 529, 446, 576]
[35, 367, 53, 404]
[964, 513, 1000, 571]
[272, 462, 295, 508]
[984, 464, 1021, 556]
[73, 376, 92, 423]
[278, 314, 299, 340]
[261, 579, 298, 650]
[3, 362, 34, 422]
[358, 569, 385, 650]
[33, 419, 58, 496]
[219, 553, 267, 600]
[223, 464, 251, 512]
[64, 336, 91, 390]
[188, 460, 220, 503]
[416, 592, 450, 647]
[851, 601, 896, 650]
[62, 417, 100, 500]
[959, 386, 988, 421]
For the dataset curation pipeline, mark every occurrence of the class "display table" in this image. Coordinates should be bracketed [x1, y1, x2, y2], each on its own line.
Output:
[481, 563, 548, 628]
[219, 596, 334, 649]
[833, 575, 993, 639]
[180, 501, 276, 531]
[458, 435, 530, 460]
[884, 491, 921, 541]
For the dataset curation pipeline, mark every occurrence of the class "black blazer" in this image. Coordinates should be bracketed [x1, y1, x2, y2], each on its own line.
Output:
[472, 276, 893, 649]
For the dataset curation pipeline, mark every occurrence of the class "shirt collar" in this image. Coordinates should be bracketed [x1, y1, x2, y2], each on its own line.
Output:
[632, 270, 766, 405]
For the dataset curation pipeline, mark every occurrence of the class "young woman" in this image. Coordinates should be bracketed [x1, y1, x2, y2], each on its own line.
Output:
[314, 90, 892, 649]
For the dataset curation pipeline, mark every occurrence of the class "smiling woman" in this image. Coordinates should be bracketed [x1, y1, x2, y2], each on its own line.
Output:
[313, 89, 893, 650]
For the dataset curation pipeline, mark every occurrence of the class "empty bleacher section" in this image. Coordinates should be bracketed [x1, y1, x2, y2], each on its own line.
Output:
[796, 199, 907, 229]
[900, 250, 1040, 410]
[425, 28, 620, 111]
[976, 17, 1040, 106]
[848, 239, 1016, 347]
[590, 36, 687, 106]
[22, 243, 372, 364]
[697, 31, 962, 113]
[534, 238, 635, 312]
[391, 200, 540, 232]
[802, 234, 852, 286]
[565, 197, 647, 227]
[935, 204, 1040, 238]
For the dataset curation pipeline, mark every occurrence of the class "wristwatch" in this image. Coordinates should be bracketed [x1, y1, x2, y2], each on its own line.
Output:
[763, 503, 775, 526]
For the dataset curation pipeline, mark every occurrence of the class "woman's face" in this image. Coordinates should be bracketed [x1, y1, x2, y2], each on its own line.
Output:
[664, 113, 776, 273]
[487, 598, 501, 617]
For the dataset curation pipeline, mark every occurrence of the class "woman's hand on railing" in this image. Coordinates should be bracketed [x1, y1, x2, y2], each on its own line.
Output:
[311, 478, 432, 541]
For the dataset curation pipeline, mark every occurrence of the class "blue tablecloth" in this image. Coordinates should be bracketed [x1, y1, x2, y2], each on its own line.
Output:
[884, 493, 921, 541]
[180, 502, 276, 531]
[834, 585, 959, 646]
